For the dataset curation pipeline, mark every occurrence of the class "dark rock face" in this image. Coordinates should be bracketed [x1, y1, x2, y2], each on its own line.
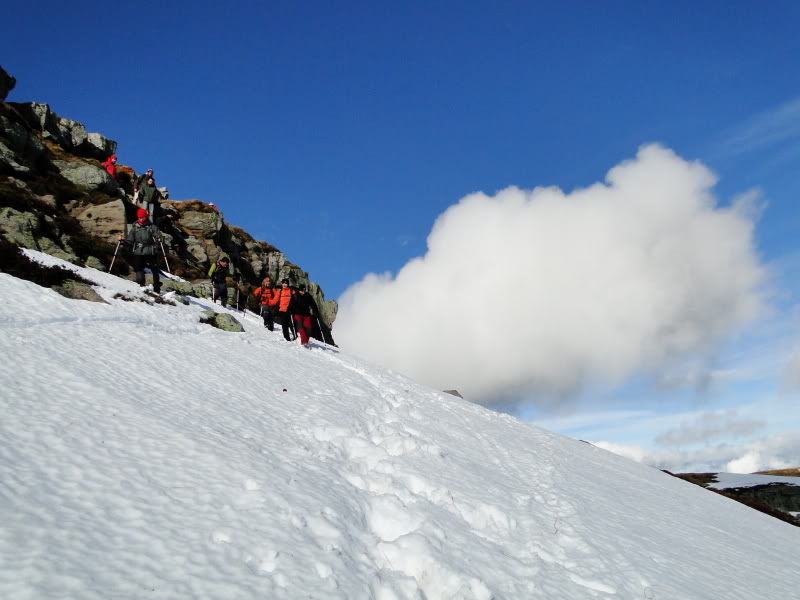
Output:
[0, 66, 15, 101]
[725, 483, 800, 514]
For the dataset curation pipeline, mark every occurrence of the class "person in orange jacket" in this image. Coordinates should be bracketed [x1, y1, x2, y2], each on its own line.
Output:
[101, 154, 117, 179]
[271, 279, 296, 341]
[252, 276, 279, 331]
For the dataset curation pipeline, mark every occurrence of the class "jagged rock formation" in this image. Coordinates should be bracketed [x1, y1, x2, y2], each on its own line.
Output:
[0, 66, 337, 336]
[0, 66, 15, 101]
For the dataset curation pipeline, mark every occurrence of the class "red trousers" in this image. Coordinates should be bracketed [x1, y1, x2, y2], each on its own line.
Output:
[293, 315, 313, 344]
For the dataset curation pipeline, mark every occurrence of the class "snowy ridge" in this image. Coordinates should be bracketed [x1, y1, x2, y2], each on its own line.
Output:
[1, 252, 799, 599]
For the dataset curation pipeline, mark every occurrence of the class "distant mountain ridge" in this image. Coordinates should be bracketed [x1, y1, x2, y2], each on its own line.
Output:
[0, 65, 337, 334]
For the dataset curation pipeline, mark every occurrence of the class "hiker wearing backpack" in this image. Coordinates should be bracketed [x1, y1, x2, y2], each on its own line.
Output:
[290, 284, 319, 346]
[117, 208, 163, 292]
[137, 177, 162, 219]
[134, 168, 155, 196]
[274, 279, 296, 341]
[252, 276, 278, 330]
[208, 257, 231, 308]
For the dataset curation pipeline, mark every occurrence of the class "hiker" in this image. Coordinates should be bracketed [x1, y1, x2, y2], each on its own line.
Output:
[137, 177, 162, 219]
[209, 203, 219, 213]
[117, 208, 163, 292]
[274, 278, 296, 341]
[134, 168, 155, 196]
[101, 154, 117, 179]
[290, 284, 319, 346]
[252, 276, 278, 330]
[208, 256, 230, 308]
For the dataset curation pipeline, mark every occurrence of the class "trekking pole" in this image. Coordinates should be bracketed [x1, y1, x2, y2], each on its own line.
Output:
[159, 240, 171, 274]
[109, 240, 121, 272]
[315, 315, 325, 345]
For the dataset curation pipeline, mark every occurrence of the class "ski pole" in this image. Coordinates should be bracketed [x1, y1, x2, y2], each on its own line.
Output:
[109, 240, 121, 272]
[159, 240, 171, 274]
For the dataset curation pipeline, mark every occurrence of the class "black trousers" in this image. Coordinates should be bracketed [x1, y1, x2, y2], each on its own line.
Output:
[131, 254, 161, 291]
[279, 311, 296, 341]
[213, 281, 228, 307]
[260, 305, 274, 330]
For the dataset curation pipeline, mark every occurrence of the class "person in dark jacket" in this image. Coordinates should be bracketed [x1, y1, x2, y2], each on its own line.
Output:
[290, 284, 319, 346]
[252, 276, 278, 330]
[134, 168, 155, 196]
[137, 177, 162, 219]
[208, 257, 230, 307]
[118, 208, 163, 292]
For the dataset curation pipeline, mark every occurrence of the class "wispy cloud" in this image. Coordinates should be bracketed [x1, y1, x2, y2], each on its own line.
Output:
[713, 96, 800, 160]
[654, 409, 766, 447]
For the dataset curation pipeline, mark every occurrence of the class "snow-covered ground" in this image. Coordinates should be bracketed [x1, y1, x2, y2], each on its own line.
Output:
[708, 472, 799, 490]
[2, 251, 799, 599]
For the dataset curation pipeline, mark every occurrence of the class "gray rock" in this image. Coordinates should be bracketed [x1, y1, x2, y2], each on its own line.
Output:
[52, 159, 118, 194]
[0, 207, 40, 248]
[0, 115, 46, 159]
[159, 280, 197, 296]
[85, 256, 105, 270]
[0, 140, 30, 174]
[53, 280, 107, 303]
[184, 237, 209, 264]
[84, 132, 117, 160]
[0, 65, 16, 100]
[180, 210, 222, 239]
[56, 117, 88, 150]
[9, 102, 64, 144]
[200, 310, 244, 332]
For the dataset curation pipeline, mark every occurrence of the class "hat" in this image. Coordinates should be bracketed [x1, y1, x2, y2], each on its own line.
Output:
[219, 256, 229, 263]
[136, 208, 148, 219]
[298, 284, 306, 291]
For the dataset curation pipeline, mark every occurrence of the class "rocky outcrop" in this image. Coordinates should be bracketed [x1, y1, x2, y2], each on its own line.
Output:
[0, 67, 338, 338]
[52, 160, 118, 194]
[0, 66, 15, 101]
[7, 102, 116, 160]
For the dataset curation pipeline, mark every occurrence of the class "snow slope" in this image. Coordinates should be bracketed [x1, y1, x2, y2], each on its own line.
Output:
[1, 251, 799, 599]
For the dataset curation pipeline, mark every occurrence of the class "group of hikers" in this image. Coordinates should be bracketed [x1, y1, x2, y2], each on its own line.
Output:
[111, 158, 326, 346]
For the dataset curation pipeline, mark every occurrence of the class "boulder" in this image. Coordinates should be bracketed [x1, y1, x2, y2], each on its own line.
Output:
[71, 199, 126, 241]
[200, 310, 244, 332]
[84, 132, 116, 160]
[56, 117, 88, 151]
[0, 140, 30, 174]
[8, 102, 63, 144]
[0, 207, 77, 262]
[53, 280, 107, 303]
[52, 159, 118, 194]
[0, 115, 46, 160]
[159, 280, 197, 296]
[0, 65, 15, 100]
[179, 210, 222, 239]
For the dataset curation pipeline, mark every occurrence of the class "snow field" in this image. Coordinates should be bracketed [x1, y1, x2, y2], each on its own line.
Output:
[1, 252, 799, 599]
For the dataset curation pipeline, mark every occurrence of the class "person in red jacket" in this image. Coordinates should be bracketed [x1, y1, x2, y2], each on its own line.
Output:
[252, 276, 278, 331]
[271, 279, 296, 341]
[101, 154, 117, 179]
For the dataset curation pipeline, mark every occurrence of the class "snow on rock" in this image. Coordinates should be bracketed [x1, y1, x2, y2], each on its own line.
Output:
[708, 472, 799, 490]
[1, 251, 799, 599]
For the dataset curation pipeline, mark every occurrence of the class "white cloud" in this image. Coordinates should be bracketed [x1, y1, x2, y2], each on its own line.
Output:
[595, 430, 800, 474]
[337, 145, 767, 405]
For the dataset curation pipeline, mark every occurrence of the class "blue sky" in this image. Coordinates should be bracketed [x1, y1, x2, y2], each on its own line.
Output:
[3, 1, 800, 471]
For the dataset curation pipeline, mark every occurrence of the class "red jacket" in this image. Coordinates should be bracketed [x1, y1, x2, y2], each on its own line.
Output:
[272, 287, 294, 312]
[252, 284, 279, 306]
[101, 155, 117, 178]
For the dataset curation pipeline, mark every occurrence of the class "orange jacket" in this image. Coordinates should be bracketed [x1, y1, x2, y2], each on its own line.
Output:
[273, 287, 294, 312]
[252, 284, 279, 306]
